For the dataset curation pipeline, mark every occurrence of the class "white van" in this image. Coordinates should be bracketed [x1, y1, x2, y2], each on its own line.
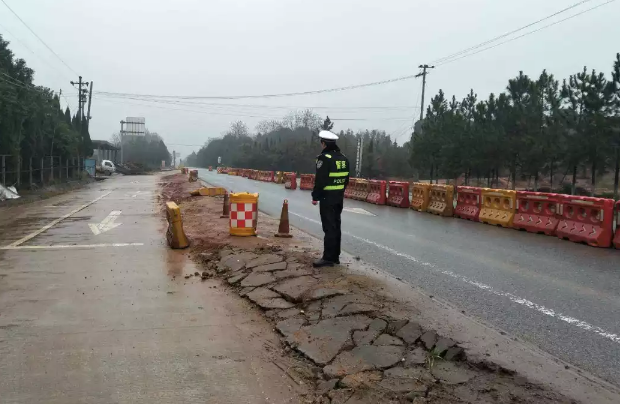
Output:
[101, 160, 116, 176]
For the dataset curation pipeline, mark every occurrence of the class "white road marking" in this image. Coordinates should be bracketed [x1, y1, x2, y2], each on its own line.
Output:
[1, 243, 144, 250]
[89, 211, 122, 235]
[7, 192, 112, 247]
[288, 211, 620, 345]
[343, 207, 376, 216]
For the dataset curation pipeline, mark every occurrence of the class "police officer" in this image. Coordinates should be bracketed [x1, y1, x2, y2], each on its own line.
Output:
[312, 130, 350, 267]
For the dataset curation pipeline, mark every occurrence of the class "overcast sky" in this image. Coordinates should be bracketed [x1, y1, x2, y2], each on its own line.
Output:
[2, 0, 619, 159]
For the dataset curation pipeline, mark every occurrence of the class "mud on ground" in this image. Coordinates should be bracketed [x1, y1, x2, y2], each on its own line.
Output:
[159, 173, 576, 404]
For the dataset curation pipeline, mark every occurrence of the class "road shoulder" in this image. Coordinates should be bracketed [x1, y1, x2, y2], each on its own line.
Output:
[167, 172, 620, 404]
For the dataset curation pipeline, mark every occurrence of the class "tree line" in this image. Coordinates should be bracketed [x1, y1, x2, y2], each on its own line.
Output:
[411, 53, 620, 198]
[184, 110, 412, 179]
[110, 130, 172, 168]
[0, 34, 93, 180]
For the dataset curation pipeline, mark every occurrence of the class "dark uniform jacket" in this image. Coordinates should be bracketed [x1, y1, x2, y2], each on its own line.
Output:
[312, 149, 350, 205]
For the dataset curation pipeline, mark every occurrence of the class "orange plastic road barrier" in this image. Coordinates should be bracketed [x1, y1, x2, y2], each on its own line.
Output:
[427, 184, 454, 217]
[300, 174, 315, 190]
[556, 196, 614, 248]
[181, 167, 188, 174]
[513, 192, 561, 236]
[410, 183, 431, 212]
[284, 172, 297, 190]
[353, 179, 370, 201]
[387, 181, 410, 208]
[454, 186, 481, 221]
[227, 168, 237, 176]
[479, 189, 516, 228]
[188, 169, 198, 182]
[275, 199, 293, 238]
[229, 192, 259, 236]
[265, 171, 275, 182]
[614, 200, 620, 249]
[344, 178, 357, 199]
[208, 166, 213, 171]
[366, 180, 386, 205]
[165, 201, 189, 249]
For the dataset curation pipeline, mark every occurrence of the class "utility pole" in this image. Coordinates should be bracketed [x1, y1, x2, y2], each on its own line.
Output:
[120, 120, 126, 164]
[86, 81, 94, 121]
[173, 151, 176, 168]
[70, 76, 89, 146]
[355, 136, 364, 178]
[415, 64, 435, 122]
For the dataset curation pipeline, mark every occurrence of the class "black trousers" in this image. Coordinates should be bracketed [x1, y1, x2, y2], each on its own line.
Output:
[319, 202, 343, 262]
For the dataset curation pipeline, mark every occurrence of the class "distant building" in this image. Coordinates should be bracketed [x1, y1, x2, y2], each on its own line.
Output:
[91, 140, 120, 164]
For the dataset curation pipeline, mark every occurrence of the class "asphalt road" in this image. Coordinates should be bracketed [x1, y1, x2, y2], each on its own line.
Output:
[198, 169, 620, 386]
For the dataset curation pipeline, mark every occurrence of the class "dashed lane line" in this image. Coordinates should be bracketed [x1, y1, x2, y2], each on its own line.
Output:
[288, 210, 620, 345]
[6, 192, 112, 248]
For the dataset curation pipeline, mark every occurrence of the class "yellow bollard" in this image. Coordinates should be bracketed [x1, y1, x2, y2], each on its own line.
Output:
[165, 202, 189, 249]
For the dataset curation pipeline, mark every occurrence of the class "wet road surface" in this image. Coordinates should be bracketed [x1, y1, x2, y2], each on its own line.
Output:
[0, 175, 302, 404]
[198, 169, 620, 386]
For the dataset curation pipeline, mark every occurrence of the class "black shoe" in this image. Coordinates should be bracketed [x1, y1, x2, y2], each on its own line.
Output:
[313, 259, 335, 268]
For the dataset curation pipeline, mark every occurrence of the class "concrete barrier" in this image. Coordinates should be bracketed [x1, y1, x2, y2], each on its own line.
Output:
[165, 202, 189, 249]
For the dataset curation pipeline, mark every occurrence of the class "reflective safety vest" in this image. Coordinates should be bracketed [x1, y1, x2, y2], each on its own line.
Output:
[322, 153, 349, 191]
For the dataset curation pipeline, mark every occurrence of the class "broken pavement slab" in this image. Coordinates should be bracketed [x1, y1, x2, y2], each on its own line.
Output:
[352, 318, 387, 345]
[431, 361, 477, 385]
[220, 252, 259, 271]
[305, 288, 346, 302]
[373, 334, 404, 346]
[321, 294, 371, 318]
[283, 315, 373, 365]
[323, 345, 405, 378]
[240, 272, 277, 288]
[254, 298, 295, 310]
[339, 371, 382, 389]
[245, 254, 283, 269]
[273, 267, 314, 280]
[227, 273, 248, 285]
[420, 330, 438, 350]
[433, 337, 456, 355]
[404, 347, 428, 366]
[395, 321, 423, 344]
[271, 276, 319, 302]
[252, 261, 288, 272]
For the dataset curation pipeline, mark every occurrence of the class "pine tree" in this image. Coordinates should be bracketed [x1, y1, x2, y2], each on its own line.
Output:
[321, 116, 334, 131]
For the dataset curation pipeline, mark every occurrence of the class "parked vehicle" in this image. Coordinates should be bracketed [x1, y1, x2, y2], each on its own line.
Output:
[101, 160, 116, 175]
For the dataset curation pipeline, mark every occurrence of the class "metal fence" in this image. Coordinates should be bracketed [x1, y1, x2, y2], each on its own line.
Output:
[0, 155, 86, 189]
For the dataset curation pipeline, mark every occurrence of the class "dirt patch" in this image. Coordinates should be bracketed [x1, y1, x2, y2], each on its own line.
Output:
[158, 173, 581, 404]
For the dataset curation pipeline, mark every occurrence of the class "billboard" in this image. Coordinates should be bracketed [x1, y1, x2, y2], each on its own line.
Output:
[124, 117, 145, 136]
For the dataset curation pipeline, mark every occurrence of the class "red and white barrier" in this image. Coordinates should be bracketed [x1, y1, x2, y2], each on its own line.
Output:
[614, 200, 620, 249]
[300, 174, 315, 191]
[284, 172, 297, 190]
[366, 180, 386, 205]
[352, 180, 369, 201]
[513, 192, 561, 236]
[345, 178, 357, 199]
[387, 181, 410, 208]
[556, 196, 614, 248]
[454, 186, 481, 221]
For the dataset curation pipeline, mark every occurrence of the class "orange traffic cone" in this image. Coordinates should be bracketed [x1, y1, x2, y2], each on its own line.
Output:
[220, 192, 230, 218]
[275, 199, 293, 238]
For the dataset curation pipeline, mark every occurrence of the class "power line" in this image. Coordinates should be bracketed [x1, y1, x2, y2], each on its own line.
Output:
[0, 0, 79, 76]
[0, 21, 74, 82]
[93, 74, 418, 100]
[436, 0, 617, 67]
[91, 94, 417, 111]
[429, 0, 595, 65]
